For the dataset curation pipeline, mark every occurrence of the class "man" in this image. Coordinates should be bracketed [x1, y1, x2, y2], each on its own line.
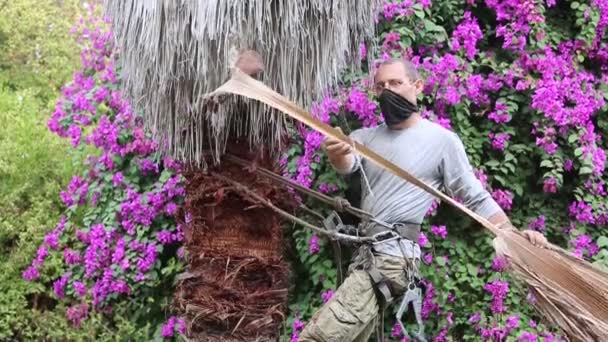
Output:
[296, 58, 547, 341]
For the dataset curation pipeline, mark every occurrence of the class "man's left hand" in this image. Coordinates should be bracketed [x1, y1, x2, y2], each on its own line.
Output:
[521, 229, 548, 248]
[234, 49, 264, 77]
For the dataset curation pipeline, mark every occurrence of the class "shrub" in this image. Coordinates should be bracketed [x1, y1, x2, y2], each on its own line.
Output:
[283, 0, 608, 340]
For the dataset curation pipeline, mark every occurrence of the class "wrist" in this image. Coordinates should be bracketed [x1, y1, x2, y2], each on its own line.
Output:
[497, 221, 517, 231]
[329, 154, 354, 174]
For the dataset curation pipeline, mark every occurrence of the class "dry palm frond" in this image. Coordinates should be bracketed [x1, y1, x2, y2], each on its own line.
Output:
[102, 0, 380, 166]
[493, 233, 608, 341]
[206, 69, 608, 341]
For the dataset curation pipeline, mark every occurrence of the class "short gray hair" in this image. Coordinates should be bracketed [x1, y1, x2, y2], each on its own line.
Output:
[377, 58, 421, 81]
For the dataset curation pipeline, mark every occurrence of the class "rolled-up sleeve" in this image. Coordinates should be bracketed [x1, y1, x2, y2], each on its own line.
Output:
[440, 133, 503, 219]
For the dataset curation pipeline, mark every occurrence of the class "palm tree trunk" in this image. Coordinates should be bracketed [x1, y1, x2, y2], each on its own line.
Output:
[174, 142, 292, 341]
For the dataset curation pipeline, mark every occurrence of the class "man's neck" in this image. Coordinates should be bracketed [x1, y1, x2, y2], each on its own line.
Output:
[388, 113, 422, 130]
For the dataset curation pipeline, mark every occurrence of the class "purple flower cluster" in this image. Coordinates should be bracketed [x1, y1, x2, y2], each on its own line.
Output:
[568, 201, 596, 224]
[66, 302, 89, 328]
[485, 0, 545, 51]
[160, 316, 186, 338]
[542, 178, 558, 193]
[484, 280, 509, 314]
[489, 132, 511, 151]
[60, 176, 89, 207]
[291, 96, 342, 189]
[569, 234, 600, 258]
[491, 255, 509, 272]
[318, 183, 338, 194]
[418, 231, 430, 247]
[321, 289, 334, 303]
[156, 224, 184, 245]
[22, 217, 68, 280]
[451, 11, 483, 60]
[430, 225, 448, 239]
[345, 88, 379, 128]
[492, 189, 514, 211]
[381, 0, 431, 21]
[308, 235, 320, 254]
[421, 278, 440, 319]
[290, 316, 306, 342]
[488, 101, 510, 124]
[528, 215, 546, 231]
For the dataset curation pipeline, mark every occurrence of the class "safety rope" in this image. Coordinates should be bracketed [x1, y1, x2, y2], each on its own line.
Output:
[224, 154, 393, 230]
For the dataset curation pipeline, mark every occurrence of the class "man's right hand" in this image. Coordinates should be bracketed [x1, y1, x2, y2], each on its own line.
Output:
[324, 136, 352, 157]
[322, 128, 355, 173]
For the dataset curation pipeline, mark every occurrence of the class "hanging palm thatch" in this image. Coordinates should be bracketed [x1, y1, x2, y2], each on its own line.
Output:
[103, 0, 380, 167]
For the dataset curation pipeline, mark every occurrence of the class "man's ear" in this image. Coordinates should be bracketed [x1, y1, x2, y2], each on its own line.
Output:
[414, 78, 424, 95]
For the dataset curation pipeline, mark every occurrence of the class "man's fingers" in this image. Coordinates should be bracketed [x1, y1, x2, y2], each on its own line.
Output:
[324, 139, 348, 149]
[523, 230, 548, 248]
[523, 231, 536, 246]
[326, 142, 352, 155]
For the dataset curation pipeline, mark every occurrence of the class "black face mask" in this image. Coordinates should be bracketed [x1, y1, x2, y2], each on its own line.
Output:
[378, 89, 418, 127]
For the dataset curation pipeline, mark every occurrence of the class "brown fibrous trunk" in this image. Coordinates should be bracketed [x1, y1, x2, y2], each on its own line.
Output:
[173, 142, 294, 341]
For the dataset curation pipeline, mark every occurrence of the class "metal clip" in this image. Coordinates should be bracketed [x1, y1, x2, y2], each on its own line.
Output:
[323, 211, 342, 232]
[371, 230, 400, 244]
[396, 282, 427, 342]
[324, 211, 358, 236]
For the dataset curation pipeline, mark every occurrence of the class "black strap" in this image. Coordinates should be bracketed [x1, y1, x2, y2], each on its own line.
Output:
[367, 267, 393, 306]
[366, 222, 421, 242]
[367, 266, 393, 342]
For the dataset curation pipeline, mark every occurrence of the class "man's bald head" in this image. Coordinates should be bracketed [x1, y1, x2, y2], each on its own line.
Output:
[375, 58, 421, 83]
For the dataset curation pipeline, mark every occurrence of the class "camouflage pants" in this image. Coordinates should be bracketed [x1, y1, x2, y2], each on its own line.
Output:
[298, 254, 413, 342]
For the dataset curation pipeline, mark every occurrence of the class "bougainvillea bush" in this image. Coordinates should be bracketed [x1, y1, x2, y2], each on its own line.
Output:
[22, 7, 186, 340]
[284, 0, 608, 340]
[19, 0, 608, 341]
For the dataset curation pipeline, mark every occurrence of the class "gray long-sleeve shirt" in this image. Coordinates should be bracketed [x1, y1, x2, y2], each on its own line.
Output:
[343, 119, 503, 258]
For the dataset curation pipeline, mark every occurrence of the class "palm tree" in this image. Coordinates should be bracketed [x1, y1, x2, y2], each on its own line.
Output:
[103, 1, 380, 340]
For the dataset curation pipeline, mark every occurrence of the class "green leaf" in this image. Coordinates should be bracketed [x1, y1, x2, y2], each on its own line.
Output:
[494, 175, 507, 186]
[485, 160, 500, 168]
[540, 159, 553, 168]
[467, 264, 478, 277]
[579, 166, 593, 175]
[597, 236, 608, 248]
[436, 256, 446, 266]
[574, 148, 583, 157]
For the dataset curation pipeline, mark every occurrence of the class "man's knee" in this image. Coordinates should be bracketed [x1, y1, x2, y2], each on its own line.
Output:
[298, 299, 364, 342]
[298, 270, 378, 342]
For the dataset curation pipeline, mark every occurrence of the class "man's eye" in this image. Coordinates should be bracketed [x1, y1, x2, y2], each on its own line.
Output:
[389, 80, 403, 87]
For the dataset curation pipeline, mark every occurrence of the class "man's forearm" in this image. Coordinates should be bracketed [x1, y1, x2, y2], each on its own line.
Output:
[487, 211, 516, 230]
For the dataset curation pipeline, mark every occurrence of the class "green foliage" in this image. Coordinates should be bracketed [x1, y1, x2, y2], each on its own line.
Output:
[0, 1, 113, 339]
[0, 0, 83, 100]
[0, 88, 100, 340]
[283, 0, 608, 340]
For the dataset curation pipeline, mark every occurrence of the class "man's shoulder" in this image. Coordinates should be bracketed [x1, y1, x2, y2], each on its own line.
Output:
[349, 124, 384, 140]
[418, 119, 461, 143]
